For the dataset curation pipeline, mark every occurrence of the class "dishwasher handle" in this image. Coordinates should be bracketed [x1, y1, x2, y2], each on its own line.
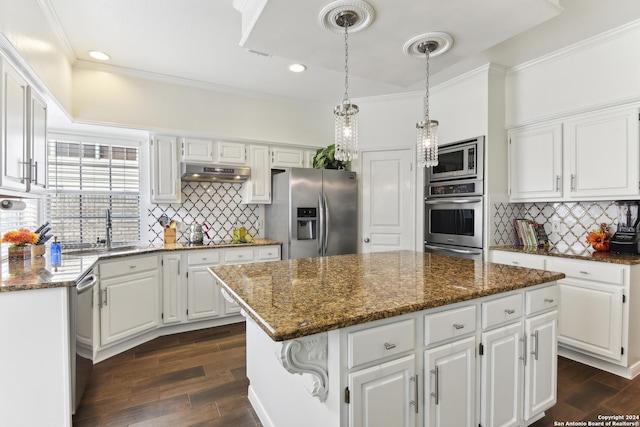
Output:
[77, 273, 98, 294]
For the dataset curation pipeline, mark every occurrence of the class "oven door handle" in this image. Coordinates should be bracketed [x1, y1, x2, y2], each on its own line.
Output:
[425, 198, 482, 204]
[425, 244, 483, 256]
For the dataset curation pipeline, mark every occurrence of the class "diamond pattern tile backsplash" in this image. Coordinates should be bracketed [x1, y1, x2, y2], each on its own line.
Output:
[148, 182, 261, 245]
[493, 201, 618, 251]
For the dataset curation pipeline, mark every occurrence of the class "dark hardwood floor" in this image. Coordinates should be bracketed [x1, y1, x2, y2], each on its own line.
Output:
[73, 322, 262, 427]
[74, 323, 640, 427]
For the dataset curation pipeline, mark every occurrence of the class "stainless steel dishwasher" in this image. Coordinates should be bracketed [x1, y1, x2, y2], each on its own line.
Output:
[70, 268, 98, 413]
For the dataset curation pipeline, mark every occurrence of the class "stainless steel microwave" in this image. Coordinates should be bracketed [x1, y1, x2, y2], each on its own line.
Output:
[427, 136, 484, 182]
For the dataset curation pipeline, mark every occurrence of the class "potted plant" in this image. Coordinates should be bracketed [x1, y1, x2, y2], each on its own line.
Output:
[2, 228, 39, 260]
[312, 144, 351, 170]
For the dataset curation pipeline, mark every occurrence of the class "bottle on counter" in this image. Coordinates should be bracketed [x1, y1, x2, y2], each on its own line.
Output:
[51, 236, 61, 266]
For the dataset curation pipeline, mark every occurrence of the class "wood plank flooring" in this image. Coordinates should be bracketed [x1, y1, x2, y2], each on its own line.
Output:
[72, 322, 262, 427]
[74, 323, 640, 427]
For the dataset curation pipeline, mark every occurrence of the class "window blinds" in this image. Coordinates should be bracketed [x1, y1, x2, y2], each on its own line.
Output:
[0, 199, 39, 259]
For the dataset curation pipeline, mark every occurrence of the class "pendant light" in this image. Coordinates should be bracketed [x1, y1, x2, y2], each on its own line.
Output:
[319, 0, 374, 163]
[416, 41, 439, 168]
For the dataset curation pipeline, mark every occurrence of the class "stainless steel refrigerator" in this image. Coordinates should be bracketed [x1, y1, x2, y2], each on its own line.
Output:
[266, 168, 357, 260]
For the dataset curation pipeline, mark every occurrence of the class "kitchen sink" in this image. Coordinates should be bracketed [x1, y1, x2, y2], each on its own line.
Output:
[63, 245, 147, 256]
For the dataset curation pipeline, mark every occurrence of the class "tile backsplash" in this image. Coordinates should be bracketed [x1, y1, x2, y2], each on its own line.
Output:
[493, 201, 618, 251]
[148, 182, 261, 245]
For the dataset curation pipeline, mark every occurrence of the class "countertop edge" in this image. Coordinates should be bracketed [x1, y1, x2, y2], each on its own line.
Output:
[490, 245, 640, 265]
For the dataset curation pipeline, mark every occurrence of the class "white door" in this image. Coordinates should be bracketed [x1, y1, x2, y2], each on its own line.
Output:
[151, 135, 181, 203]
[181, 137, 214, 163]
[558, 280, 623, 360]
[524, 311, 557, 421]
[349, 354, 416, 427]
[162, 254, 183, 324]
[481, 322, 523, 427]
[361, 149, 413, 253]
[1, 59, 28, 191]
[424, 336, 476, 427]
[243, 144, 270, 204]
[187, 266, 221, 320]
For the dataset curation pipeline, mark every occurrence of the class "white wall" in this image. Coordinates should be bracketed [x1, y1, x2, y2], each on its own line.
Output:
[505, 20, 640, 127]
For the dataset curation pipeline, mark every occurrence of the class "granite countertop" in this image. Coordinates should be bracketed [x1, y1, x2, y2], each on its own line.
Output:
[491, 245, 640, 265]
[0, 239, 281, 293]
[209, 250, 565, 341]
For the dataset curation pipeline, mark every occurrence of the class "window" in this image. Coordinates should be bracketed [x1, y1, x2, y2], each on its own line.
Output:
[0, 199, 39, 259]
[47, 138, 141, 247]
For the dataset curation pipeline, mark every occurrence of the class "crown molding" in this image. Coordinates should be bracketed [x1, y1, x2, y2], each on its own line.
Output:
[36, 0, 77, 63]
[508, 18, 640, 75]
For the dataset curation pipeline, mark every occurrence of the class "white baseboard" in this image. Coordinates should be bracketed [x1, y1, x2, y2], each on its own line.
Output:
[248, 385, 275, 427]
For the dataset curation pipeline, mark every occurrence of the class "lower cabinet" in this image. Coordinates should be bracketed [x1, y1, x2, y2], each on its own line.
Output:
[524, 311, 558, 420]
[187, 265, 221, 320]
[99, 255, 160, 347]
[348, 354, 417, 427]
[162, 253, 183, 324]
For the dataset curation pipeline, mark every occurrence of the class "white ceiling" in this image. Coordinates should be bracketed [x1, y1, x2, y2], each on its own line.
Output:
[46, 0, 640, 107]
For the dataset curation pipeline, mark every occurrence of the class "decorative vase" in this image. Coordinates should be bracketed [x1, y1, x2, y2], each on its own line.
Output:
[592, 240, 611, 252]
[8, 245, 32, 261]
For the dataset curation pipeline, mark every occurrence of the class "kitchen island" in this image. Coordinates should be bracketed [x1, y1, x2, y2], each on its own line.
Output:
[209, 250, 565, 427]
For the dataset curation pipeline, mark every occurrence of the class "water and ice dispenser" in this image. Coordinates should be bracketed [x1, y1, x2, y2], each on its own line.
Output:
[296, 207, 317, 240]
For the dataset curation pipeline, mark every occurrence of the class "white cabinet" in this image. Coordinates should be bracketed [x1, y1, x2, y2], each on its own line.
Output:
[508, 105, 639, 202]
[490, 250, 546, 270]
[0, 58, 47, 194]
[348, 354, 417, 427]
[243, 144, 271, 204]
[271, 146, 304, 168]
[524, 310, 557, 421]
[181, 137, 214, 163]
[162, 253, 183, 324]
[150, 135, 181, 203]
[567, 107, 639, 199]
[424, 336, 476, 427]
[304, 149, 318, 168]
[186, 250, 222, 321]
[508, 123, 563, 201]
[216, 140, 246, 165]
[99, 255, 160, 347]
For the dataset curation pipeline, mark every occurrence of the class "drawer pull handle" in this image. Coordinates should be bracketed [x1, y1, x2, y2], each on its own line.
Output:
[579, 270, 590, 275]
[130, 265, 136, 269]
[384, 342, 396, 350]
[532, 330, 539, 361]
[544, 298, 554, 303]
[505, 309, 515, 315]
[453, 323, 465, 330]
[410, 374, 419, 413]
[512, 261, 519, 265]
[431, 366, 439, 405]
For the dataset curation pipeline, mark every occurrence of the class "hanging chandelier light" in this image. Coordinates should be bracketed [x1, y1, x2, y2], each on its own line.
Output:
[333, 11, 359, 162]
[403, 32, 453, 168]
[416, 41, 439, 168]
[319, 0, 374, 163]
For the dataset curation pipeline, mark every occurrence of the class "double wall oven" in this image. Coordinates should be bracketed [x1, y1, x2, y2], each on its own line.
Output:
[424, 136, 485, 261]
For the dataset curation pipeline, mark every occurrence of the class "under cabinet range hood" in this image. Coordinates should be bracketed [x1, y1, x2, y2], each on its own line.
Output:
[180, 163, 251, 183]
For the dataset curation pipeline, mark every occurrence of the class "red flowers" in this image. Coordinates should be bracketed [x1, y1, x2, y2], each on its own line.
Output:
[586, 223, 611, 252]
[1, 228, 39, 247]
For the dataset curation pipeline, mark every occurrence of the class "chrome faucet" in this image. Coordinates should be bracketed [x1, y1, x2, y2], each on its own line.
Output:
[105, 209, 112, 249]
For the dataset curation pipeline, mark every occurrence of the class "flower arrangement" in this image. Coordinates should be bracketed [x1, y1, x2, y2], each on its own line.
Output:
[586, 223, 611, 252]
[2, 228, 39, 247]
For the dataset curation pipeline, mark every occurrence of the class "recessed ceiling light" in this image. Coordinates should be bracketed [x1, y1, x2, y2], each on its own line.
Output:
[288, 63, 307, 73]
[89, 51, 111, 61]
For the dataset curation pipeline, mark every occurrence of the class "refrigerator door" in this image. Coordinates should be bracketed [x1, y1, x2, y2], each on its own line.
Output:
[289, 168, 323, 259]
[322, 169, 357, 256]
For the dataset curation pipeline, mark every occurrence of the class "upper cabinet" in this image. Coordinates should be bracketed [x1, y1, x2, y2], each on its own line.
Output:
[0, 58, 47, 194]
[216, 141, 246, 165]
[243, 144, 270, 204]
[271, 146, 304, 168]
[181, 137, 214, 163]
[508, 105, 639, 202]
[150, 135, 181, 203]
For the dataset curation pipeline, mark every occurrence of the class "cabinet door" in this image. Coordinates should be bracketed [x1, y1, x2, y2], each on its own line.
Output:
[558, 280, 623, 360]
[216, 141, 246, 165]
[187, 266, 220, 320]
[424, 336, 476, 427]
[304, 149, 317, 168]
[150, 135, 181, 203]
[271, 147, 304, 168]
[27, 87, 47, 192]
[524, 310, 557, 421]
[348, 354, 416, 427]
[508, 123, 562, 201]
[1, 59, 28, 191]
[481, 322, 523, 427]
[100, 270, 160, 346]
[162, 254, 183, 324]
[567, 107, 639, 199]
[243, 144, 270, 204]
[181, 138, 214, 163]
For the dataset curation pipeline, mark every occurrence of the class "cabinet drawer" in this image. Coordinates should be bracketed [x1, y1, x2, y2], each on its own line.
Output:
[424, 305, 476, 346]
[258, 246, 280, 261]
[187, 250, 221, 266]
[225, 248, 254, 263]
[482, 293, 523, 329]
[526, 285, 559, 315]
[547, 258, 624, 285]
[100, 255, 158, 279]
[348, 319, 415, 368]
[491, 251, 545, 269]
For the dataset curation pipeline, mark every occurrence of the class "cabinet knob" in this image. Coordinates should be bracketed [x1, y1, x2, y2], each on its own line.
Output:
[364, 238, 370, 243]
[384, 342, 396, 350]
[544, 298, 554, 303]
[505, 309, 515, 315]
[453, 323, 465, 330]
